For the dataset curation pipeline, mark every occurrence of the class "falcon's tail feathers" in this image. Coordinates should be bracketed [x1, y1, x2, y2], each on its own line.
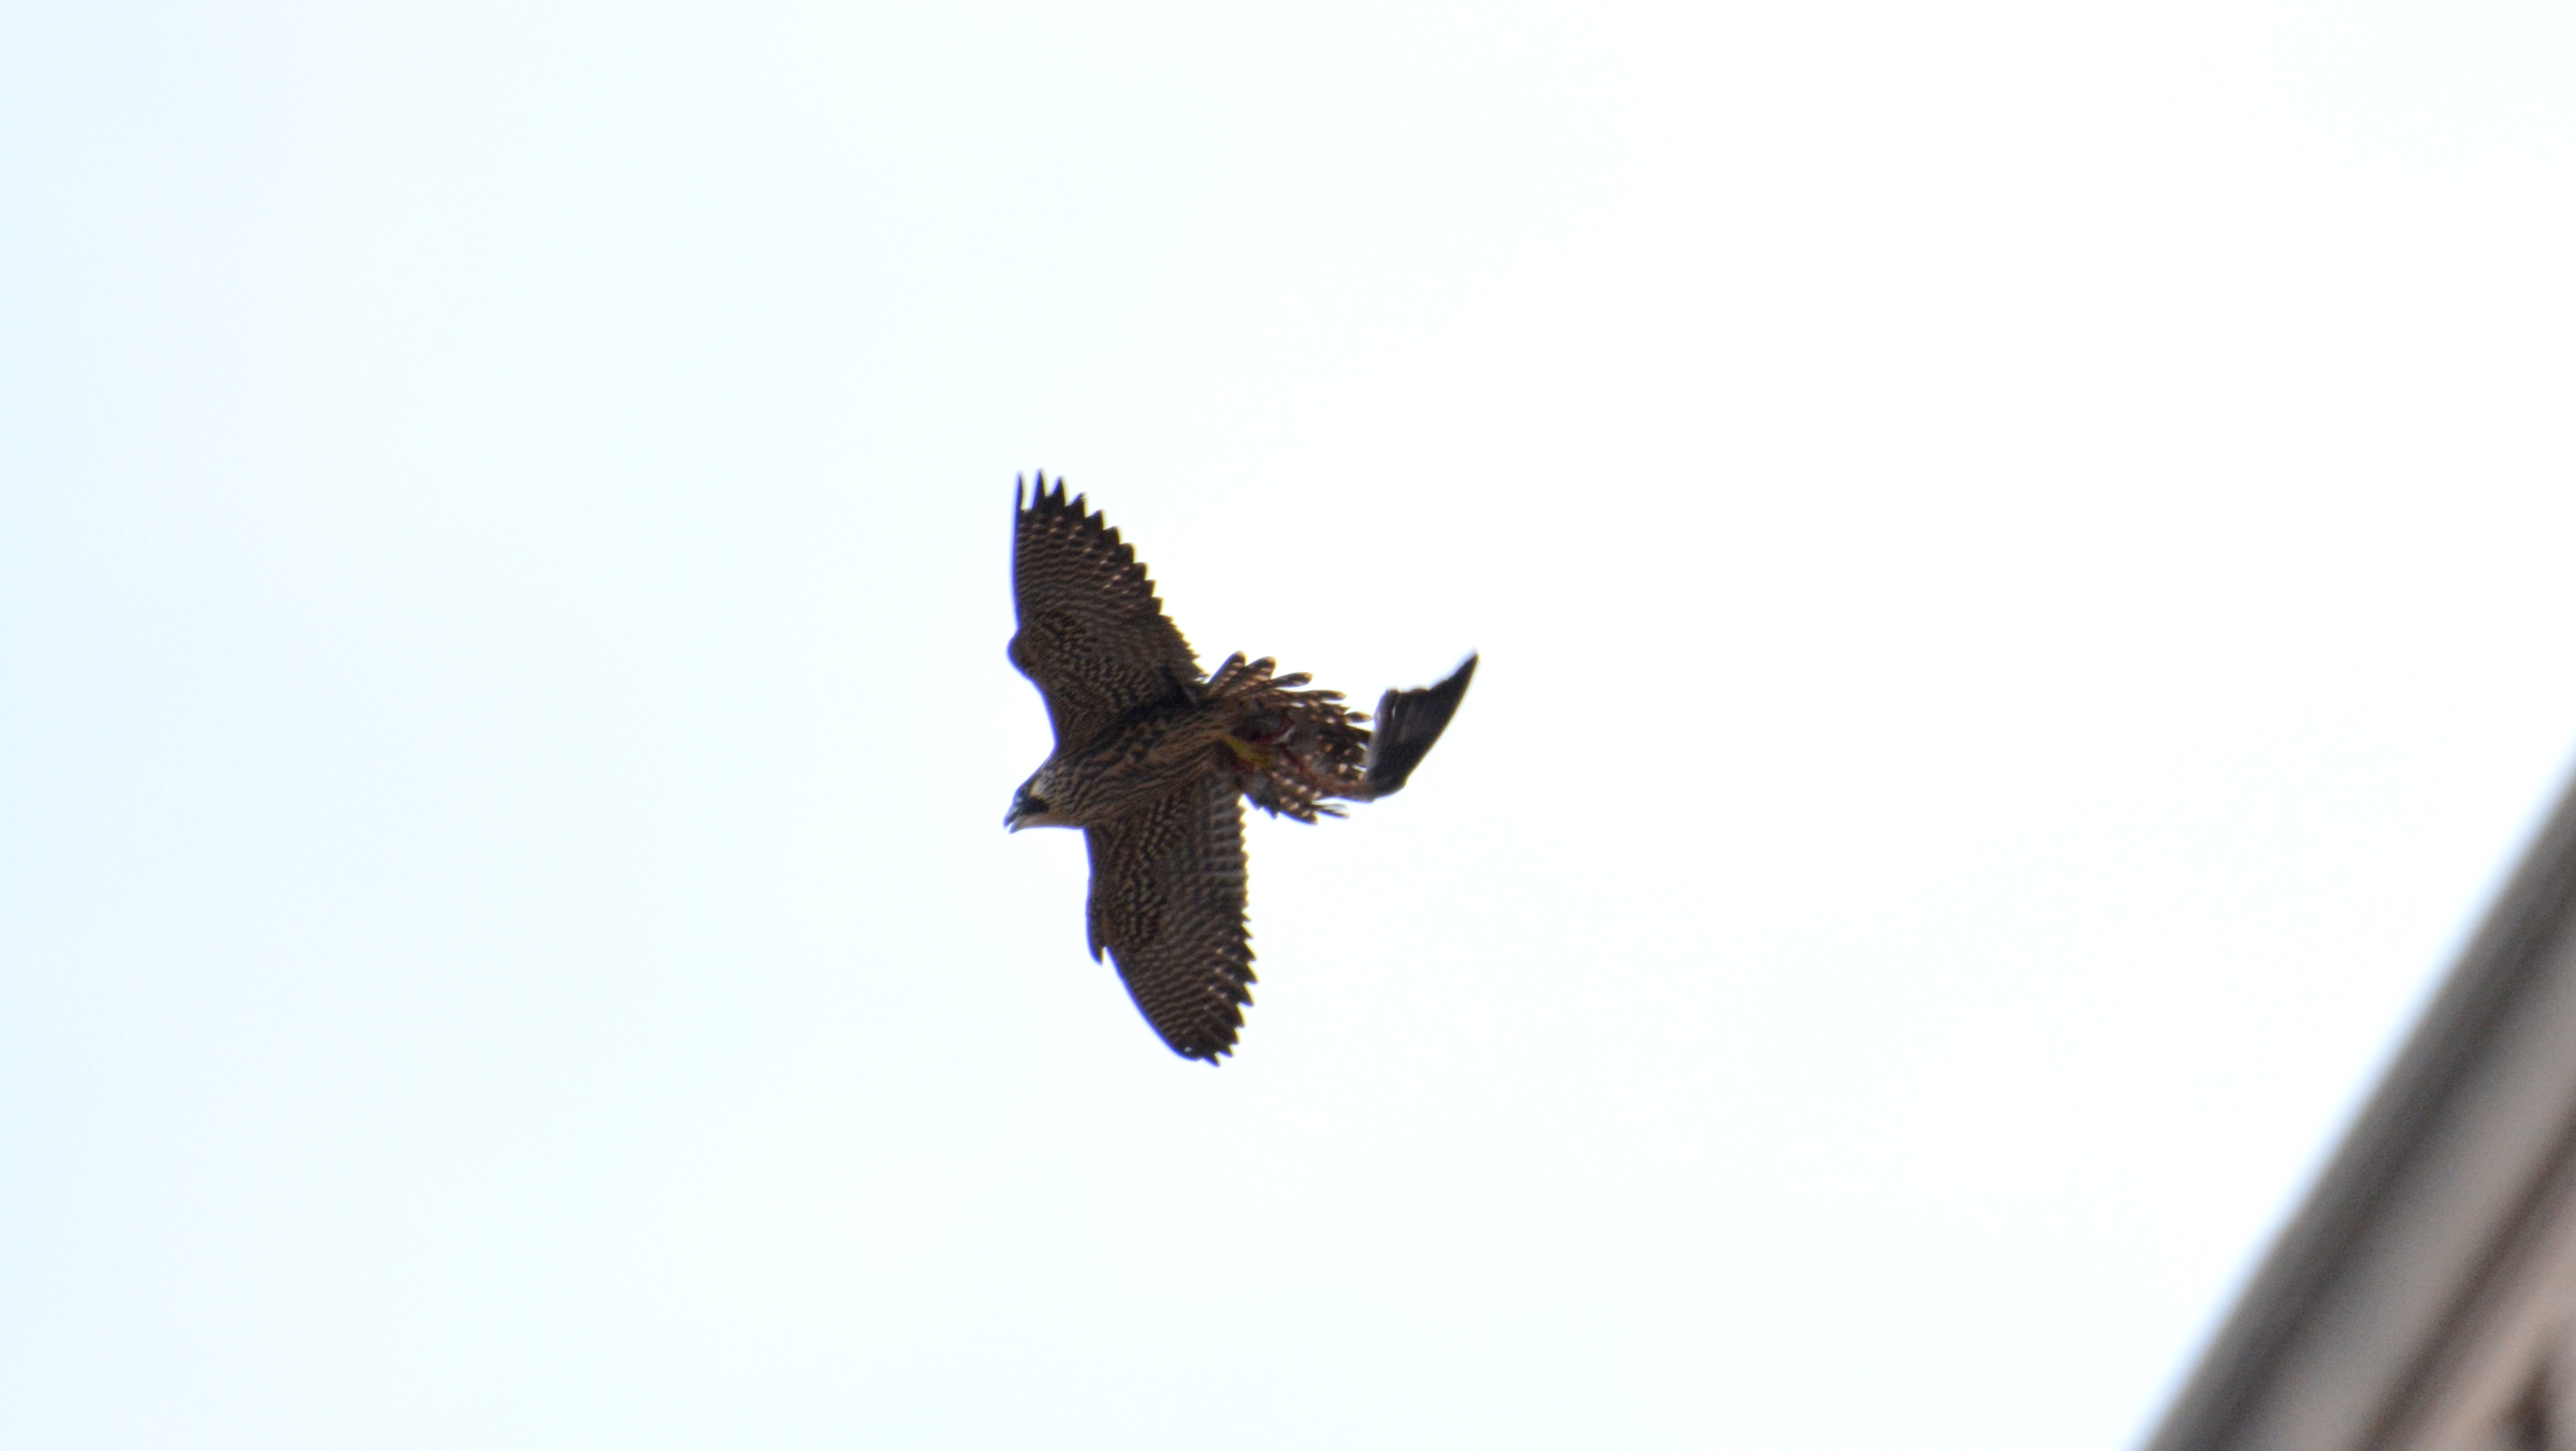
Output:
[1360, 654, 1478, 799]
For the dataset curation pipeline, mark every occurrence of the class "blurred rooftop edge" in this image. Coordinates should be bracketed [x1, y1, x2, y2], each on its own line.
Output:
[2147, 768, 2576, 1451]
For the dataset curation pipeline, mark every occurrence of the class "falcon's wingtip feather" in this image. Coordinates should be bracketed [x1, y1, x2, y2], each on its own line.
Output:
[1015, 471, 1073, 510]
[1175, 1040, 1235, 1066]
[1018, 472, 1129, 550]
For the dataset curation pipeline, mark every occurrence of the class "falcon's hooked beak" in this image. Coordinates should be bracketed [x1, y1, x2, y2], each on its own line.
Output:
[1005, 782, 1052, 832]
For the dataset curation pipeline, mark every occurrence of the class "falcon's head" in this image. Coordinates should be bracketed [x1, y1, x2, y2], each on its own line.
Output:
[1006, 770, 1069, 832]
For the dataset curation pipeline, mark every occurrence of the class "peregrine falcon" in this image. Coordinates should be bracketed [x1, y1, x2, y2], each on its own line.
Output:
[1006, 474, 1475, 1061]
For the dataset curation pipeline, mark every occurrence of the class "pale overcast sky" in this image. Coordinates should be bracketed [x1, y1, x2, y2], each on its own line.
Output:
[6, 2, 2574, 1448]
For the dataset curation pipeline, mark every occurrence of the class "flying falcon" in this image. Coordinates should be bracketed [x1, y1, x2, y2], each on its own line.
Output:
[1006, 475, 1475, 1061]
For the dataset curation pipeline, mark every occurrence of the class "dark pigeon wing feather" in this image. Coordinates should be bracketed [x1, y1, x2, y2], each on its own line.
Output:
[1361, 654, 1478, 798]
[1010, 476, 1202, 749]
[1083, 773, 1255, 1061]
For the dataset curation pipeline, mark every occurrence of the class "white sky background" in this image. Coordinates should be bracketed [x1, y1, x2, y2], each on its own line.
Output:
[4, 1, 2574, 1446]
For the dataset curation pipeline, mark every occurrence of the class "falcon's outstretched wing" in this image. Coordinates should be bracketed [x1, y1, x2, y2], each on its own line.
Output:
[1010, 476, 1202, 749]
[1083, 773, 1255, 1061]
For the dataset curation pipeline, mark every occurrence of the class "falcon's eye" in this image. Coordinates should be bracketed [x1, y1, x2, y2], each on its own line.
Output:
[1022, 793, 1049, 813]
